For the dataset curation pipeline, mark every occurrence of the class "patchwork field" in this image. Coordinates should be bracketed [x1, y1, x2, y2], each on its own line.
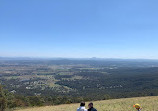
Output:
[15, 96, 158, 111]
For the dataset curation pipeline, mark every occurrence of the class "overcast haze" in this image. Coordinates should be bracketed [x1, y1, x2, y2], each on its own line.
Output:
[1, 0, 158, 59]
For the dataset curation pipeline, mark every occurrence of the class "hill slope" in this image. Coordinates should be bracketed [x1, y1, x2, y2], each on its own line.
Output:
[15, 96, 158, 111]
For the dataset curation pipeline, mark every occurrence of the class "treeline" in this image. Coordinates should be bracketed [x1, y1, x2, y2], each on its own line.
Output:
[0, 83, 111, 110]
[1, 84, 158, 111]
[1, 87, 157, 109]
[0, 84, 94, 110]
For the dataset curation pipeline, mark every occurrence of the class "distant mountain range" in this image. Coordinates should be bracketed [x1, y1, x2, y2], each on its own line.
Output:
[0, 57, 158, 61]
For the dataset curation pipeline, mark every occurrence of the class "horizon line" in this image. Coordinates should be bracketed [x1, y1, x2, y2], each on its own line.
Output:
[0, 56, 158, 60]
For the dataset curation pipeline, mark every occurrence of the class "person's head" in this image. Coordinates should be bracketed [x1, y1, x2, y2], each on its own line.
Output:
[80, 102, 85, 107]
[133, 104, 141, 110]
[88, 102, 93, 108]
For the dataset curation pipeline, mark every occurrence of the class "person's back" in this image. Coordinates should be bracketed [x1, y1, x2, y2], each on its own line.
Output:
[88, 107, 97, 111]
[77, 106, 87, 111]
[77, 102, 87, 111]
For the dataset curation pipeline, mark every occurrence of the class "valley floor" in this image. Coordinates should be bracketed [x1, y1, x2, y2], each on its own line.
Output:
[15, 96, 158, 111]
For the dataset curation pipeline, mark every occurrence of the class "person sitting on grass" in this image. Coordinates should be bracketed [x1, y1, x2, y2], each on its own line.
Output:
[77, 102, 87, 111]
[88, 102, 97, 111]
[133, 104, 142, 111]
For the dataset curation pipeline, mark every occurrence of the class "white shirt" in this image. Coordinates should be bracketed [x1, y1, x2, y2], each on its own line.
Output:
[77, 106, 87, 111]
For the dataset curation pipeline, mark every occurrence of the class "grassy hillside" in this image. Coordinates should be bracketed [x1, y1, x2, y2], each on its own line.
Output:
[15, 96, 158, 111]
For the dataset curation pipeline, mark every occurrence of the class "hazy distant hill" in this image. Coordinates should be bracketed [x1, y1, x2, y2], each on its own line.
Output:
[1, 57, 158, 61]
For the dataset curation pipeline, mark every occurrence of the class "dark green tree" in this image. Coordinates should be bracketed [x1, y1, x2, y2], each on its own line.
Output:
[0, 85, 7, 111]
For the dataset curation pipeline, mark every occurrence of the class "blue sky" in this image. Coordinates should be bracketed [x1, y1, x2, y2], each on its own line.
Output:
[0, 0, 158, 59]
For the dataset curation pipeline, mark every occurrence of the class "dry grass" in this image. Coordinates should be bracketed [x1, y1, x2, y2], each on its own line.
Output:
[15, 96, 158, 111]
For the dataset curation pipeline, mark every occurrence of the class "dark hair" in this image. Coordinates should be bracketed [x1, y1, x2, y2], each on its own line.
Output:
[80, 102, 85, 106]
[89, 102, 93, 106]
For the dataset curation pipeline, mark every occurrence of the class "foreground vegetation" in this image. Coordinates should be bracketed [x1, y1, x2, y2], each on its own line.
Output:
[15, 96, 158, 111]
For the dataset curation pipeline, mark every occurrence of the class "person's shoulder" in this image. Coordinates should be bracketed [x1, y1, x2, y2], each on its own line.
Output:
[77, 107, 80, 111]
[92, 108, 97, 111]
[83, 107, 87, 111]
[77, 107, 87, 111]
